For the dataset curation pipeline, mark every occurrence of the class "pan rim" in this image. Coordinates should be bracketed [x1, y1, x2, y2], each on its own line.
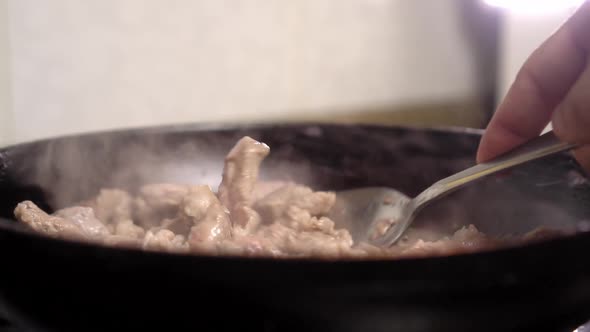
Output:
[0, 121, 584, 267]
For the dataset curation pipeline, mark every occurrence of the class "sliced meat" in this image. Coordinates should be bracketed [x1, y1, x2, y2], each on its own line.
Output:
[254, 183, 336, 224]
[143, 229, 189, 253]
[280, 229, 354, 258]
[54, 206, 110, 238]
[139, 183, 189, 209]
[181, 185, 222, 221]
[282, 206, 343, 236]
[228, 222, 354, 258]
[92, 189, 133, 225]
[12, 135, 557, 260]
[180, 185, 232, 252]
[103, 235, 142, 248]
[228, 206, 260, 235]
[114, 219, 145, 239]
[156, 218, 189, 235]
[133, 183, 189, 228]
[14, 201, 107, 241]
[218, 136, 269, 228]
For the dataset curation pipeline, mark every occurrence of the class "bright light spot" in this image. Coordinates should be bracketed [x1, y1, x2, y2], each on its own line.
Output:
[483, 0, 585, 14]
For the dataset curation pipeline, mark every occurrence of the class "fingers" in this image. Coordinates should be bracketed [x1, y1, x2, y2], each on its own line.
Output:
[573, 146, 590, 172]
[552, 60, 590, 144]
[476, 1, 590, 163]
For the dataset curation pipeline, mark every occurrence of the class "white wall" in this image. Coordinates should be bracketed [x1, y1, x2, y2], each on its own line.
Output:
[0, 0, 11, 145]
[4, 1, 485, 144]
[497, 10, 575, 101]
[496, 7, 578, 133]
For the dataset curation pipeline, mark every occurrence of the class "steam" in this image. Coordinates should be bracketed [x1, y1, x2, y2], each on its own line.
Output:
[7, 124, 585, 245]
[15, 128, 316, 211]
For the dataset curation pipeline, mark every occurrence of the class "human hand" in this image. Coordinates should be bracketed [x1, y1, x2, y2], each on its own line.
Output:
[477, 1, 590, 170]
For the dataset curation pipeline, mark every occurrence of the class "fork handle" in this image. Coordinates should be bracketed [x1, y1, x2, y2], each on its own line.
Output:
[414, 130, 577, 208]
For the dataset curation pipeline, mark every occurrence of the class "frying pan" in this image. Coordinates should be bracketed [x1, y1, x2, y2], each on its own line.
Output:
[0, 123, 590, 332]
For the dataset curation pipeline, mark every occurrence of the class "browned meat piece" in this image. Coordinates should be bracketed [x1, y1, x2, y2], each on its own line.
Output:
[180, 185, 232, 252]
[14, 201, 108, 241]
[133, 183, 189, 228]
[218, 136, 269, 228]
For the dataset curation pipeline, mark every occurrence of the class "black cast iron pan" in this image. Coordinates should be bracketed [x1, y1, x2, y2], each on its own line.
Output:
[0, 123, 590, 332]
